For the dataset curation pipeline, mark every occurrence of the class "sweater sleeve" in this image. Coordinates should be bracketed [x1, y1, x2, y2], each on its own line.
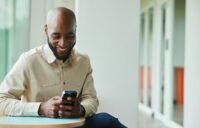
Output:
[0, 54, 40, 116]
[79, 57, 99, 117]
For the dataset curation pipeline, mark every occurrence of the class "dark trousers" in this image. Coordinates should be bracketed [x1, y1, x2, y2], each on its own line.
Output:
[77, 112, 127, 128]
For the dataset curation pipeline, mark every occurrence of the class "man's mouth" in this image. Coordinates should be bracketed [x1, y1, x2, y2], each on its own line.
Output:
[56, 47, 68, 54]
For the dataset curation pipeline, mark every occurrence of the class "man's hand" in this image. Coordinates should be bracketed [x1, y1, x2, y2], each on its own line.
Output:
[38, 96, 62, 118]
[58, 97, 85, 118]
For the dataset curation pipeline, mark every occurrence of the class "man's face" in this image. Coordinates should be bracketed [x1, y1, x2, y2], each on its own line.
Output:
[45, 14, 76, 61]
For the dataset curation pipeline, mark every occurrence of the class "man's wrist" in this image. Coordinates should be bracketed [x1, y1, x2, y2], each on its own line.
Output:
[80, 105, 86, 117]
[38, 102, 44, 116]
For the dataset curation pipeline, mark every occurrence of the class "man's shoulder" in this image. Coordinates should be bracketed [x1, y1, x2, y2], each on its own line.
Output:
[74, 49, 90, 62]
[21, 45, 44, 60]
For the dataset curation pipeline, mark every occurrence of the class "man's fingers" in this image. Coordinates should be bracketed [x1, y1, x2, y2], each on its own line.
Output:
[60, 105, 73, 111]
[49, 111, 59, 118]
[42, 96, 80, 118]
[59, 105, 80, 112]
[52, 97, 62, 105]
[51, 106, 59, 113]
[58, 110, 72, 117]
[53, 96, 60, 100]
[58, 110, 80, 118]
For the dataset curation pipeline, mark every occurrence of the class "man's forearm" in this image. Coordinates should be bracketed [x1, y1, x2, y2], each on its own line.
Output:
[0, 98, 40, 116]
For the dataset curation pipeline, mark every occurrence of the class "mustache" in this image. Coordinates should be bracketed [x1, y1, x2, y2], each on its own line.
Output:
[55, 42, 76, 50]
[47, 38, 75, 52]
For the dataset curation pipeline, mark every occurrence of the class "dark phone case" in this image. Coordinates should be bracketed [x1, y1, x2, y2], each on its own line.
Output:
[62, 90, 77, 99]
[61, 90, 77, 105]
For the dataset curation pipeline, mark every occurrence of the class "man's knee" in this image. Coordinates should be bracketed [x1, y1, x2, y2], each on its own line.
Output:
[85, 112, 125, 128]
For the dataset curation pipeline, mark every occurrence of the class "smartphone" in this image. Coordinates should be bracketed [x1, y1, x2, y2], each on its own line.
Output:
[61, 90, 77, 105]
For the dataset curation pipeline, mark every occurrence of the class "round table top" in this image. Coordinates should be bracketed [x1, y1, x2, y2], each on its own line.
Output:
[0, 116, 85, 128]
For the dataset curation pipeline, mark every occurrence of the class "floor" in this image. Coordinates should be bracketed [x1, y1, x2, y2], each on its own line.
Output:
[139, 110, 169, 128]
[139, 104, 184, 128]
[173, 104, 183, 125]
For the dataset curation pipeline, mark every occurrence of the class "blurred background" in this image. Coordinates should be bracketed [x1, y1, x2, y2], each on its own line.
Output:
[0, 0, 200, 128]
[139, 0, 200, 128]
[139, 0, 185, 127]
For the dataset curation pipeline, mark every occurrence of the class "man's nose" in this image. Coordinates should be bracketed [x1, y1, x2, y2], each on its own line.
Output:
[59, 38, 67, 48]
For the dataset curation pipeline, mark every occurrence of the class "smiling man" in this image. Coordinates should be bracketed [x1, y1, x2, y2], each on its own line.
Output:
[46, 8, 76, 62]
[0, 7, 127, 128]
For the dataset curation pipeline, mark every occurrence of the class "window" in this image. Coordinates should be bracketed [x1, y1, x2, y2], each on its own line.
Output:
[0, 0, 30, 81]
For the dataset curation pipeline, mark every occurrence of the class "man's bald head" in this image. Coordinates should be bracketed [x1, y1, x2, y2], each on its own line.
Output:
[46, 7, 76, 27]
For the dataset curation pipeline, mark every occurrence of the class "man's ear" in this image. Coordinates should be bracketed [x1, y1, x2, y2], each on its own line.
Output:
[44, 24, 48, 35]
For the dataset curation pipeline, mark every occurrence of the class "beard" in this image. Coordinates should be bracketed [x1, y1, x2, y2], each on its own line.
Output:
[47, 38, 76, 62]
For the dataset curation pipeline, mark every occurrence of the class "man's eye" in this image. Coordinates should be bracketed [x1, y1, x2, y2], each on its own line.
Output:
[68, 34, 75, 38]
[52, 36, 60, 39]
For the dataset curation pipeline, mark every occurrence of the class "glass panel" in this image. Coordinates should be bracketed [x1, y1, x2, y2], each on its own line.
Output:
[147, 8, 153, 107]
[160, 4, 167, 114]
[0, 0, 12, 81]
[172, 0, 185, 125]
[12, 0, 30, 63]
[139, 8, 154, 108]
[139, 14, 145, 104]
[0, 0, 30, 81]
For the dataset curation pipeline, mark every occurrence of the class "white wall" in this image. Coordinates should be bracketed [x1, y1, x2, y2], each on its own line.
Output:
[53, 0, 75, 11]
[30, 0, 46, 48]
[76, 0, 139, 127]
[184, 0, 200, 127]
